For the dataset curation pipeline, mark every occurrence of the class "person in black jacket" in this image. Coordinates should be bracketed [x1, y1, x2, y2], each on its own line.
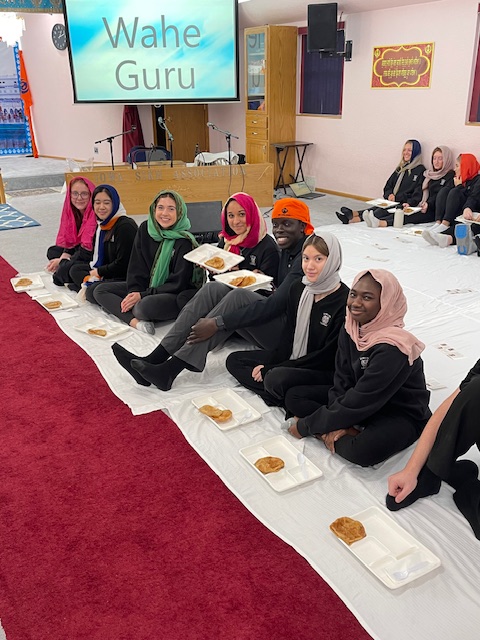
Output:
[422, 153, 480, 248]
[226, 230, 348, 409]
[68, 184, 138, 302]
[93, 190, 201, 334]
[336, 139, 425, 226]
[111, 198, 314, 389]
[387, 359, 480, 540]
[287, 269, 431, 468]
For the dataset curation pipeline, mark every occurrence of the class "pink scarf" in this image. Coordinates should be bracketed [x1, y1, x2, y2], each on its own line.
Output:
[219, 192, 266, 255]
[345, 269, 424, 366]
[55, 176, 97, 250]
[421, 145, 454, 203]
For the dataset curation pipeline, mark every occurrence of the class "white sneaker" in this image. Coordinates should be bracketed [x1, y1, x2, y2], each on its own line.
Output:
[136, 320, 155, 335]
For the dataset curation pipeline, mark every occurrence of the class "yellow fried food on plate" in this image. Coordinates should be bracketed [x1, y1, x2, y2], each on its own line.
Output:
[14, 277, 33, 288]
[330, 517, 366, 545]
[44, 300, 62, 310]
[254, 456, 285, 474]
[403, 207, 413, 213]
[87, 328, 108, 337]
[230, 275, 256, 288]
[198, 404, 233, 423]
[204, 256, 225, 270]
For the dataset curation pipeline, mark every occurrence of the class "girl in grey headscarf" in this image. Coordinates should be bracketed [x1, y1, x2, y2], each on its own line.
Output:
[226, 229, 349, 411]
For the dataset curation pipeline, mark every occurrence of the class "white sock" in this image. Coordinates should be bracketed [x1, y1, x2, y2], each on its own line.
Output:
[429, 223, 441, 232]
[136, 320, 155, 335]
[370, 214, 380, 228]
[436, 234, 452, 248]
[432, 223, 449, 234]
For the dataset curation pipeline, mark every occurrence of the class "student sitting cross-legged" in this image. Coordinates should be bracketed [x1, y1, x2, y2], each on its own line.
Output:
[287, 269, 431, 468]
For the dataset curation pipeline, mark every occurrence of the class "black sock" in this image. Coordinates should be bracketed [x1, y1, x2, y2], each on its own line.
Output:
[386, 465, 441, 512]
[131, 356, 186, 391]
[147, 343, 170, 365]
[446, 460, 479, 491]
[112, 343, 151, 386]
[453, 479, 480, 540]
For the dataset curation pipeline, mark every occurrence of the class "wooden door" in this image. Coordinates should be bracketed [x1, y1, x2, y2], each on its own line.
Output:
[153, 104, 209, 163]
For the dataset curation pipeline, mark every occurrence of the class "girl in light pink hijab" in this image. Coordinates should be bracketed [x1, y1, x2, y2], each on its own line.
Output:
[287, 269, 431, 468]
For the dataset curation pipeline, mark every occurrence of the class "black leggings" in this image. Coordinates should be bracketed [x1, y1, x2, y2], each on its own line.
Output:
[226, 349, 333, 409]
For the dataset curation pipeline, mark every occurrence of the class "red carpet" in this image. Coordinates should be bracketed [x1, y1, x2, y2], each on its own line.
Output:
[0, 257, 372, 640]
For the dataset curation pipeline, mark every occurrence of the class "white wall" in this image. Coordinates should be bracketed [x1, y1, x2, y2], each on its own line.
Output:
[18, 0, 480, 198]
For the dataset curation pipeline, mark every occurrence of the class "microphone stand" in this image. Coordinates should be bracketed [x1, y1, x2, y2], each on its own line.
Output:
[209, 124, 239, 165]
[95, 127, 136, 171]
[161, 120, 174, 168]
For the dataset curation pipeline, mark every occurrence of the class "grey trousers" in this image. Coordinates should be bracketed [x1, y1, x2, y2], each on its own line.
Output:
[161, 281, 286, 371]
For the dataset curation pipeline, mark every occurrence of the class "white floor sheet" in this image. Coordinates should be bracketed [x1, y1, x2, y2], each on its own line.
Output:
[13, 223, 480, 640]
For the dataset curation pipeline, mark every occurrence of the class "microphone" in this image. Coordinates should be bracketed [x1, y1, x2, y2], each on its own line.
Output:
[207, 122, 216, 129]
[158, 116, 164, 127]
[131, 124, 136, 131]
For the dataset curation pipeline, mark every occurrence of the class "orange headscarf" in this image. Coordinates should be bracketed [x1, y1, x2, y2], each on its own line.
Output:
[345, 269, 424, 366]
[459, 153, 480, 185]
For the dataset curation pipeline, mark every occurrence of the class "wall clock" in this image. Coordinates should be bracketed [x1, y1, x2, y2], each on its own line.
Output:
[52, 23, 67, 51]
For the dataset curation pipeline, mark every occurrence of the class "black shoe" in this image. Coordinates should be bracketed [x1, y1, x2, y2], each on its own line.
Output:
[336, 211, 349, 225]
[340, 207, 353, 219]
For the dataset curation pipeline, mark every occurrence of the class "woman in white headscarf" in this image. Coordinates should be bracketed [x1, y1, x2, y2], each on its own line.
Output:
[226, 229, 349, 408]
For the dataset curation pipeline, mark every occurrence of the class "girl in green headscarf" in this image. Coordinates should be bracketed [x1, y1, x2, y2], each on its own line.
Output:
[93, 190, 203, 334]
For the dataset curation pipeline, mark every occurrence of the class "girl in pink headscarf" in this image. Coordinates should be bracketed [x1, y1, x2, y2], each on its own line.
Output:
[287, 269, 431, 467]
[46, 176, 97, 285]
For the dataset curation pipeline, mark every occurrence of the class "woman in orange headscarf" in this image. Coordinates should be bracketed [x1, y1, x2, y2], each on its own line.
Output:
[422, 153, 480, 248]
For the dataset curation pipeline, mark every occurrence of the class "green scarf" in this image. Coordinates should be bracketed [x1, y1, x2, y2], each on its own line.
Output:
[147, 190, 203, 289]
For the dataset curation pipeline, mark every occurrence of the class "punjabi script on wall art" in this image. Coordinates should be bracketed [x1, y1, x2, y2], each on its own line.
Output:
[372, 43, 434, 89]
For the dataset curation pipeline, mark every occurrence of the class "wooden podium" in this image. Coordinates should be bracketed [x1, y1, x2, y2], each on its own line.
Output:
[65, 163, 274, 214]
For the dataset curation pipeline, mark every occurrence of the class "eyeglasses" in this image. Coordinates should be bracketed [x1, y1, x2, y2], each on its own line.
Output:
[71, 191, 90, 199]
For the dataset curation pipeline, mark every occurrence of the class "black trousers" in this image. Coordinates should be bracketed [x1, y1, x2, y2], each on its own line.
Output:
[288, 385, 423, 467]
[226, 349, 333, 410]
[92, 281, 186, 325]
[47, 245, 93, 287]
[437, 186, 468, 224]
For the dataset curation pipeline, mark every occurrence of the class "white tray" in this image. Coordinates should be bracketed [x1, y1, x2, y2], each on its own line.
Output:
[455, 215, 479, 225]
[183, 244, 244, 274]
[213, 269, 273, 291]
[239, 435, 323, 492]
[332, 506, 441, 589]
[11, 274, 45, 292]
[366, 198, 399, 208]
[192, 388, 262, 431]
[35, 292, 79, 312]
[74, 318, 131, 340]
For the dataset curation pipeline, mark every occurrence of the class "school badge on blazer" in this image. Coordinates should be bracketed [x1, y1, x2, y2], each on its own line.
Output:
[360, 356, 369, 369]
[320, 313, 331, 326]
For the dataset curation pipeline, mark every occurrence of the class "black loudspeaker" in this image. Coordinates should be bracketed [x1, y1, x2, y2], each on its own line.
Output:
[307, 3, 338, 53]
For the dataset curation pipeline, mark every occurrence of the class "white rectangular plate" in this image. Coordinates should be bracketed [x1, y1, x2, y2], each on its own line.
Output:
[74, 318, 130, 339]
[183, 245, 244, 274]
[35, 292, 79, 312]
[11, 274, 45, 292]
[366, 198, 399, 208]
[239, 435, 323, 492]
[213, 269, 273, 291]
[332, 506, 441, 589]
[192, 388, 262, 431]
[455, 215, 476, 225]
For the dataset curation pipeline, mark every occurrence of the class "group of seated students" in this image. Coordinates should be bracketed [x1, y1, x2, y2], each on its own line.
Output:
[45, 176, 480, 541]
[335, 139, 480, 254]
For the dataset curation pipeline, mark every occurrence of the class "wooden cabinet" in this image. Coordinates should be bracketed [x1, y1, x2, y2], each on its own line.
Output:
[245, 25, 297, 184]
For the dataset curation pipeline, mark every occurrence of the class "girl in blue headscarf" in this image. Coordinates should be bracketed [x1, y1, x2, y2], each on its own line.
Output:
[93, 190, 202, 335]
[69, 184, 138, 303]
[336, 139, 425, 226]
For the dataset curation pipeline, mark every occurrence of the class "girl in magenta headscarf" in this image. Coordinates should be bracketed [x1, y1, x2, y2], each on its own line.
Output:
[46, 176, 97, 285]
